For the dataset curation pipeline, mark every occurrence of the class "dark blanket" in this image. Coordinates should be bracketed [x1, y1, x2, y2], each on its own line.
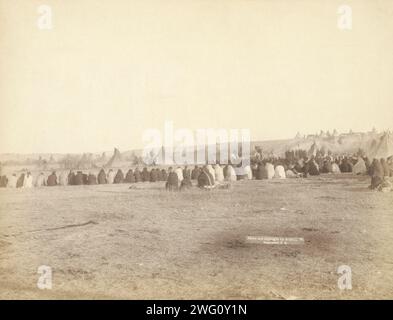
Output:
[191, 167, 201, 180]
[114, 169, 124, 183]
[305, 161, 320, 176]
[47, 173, 58, 186]
[88, 174, 97, 185]
[97, 169, 107, 184]
[165, 172, 179, 191]
[134, 169, 142, 182]
[183, 168, 191, 180]
[161, 169, 168, 181]
[125, 169, 135, 183]
[74, 172, 84, 185]
[150, 169, 158, 182]
[141, 168, 150, 182]
[0, 175, 8, 187]
[198, 170, 214, 188]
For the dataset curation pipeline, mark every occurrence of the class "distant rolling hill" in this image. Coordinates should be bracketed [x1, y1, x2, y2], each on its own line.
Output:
[0, 131, 388, 168]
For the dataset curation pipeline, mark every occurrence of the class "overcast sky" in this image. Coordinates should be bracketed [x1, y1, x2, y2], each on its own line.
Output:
[1, 0, 392, 154]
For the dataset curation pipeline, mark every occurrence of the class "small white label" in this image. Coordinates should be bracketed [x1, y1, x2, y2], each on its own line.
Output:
[337, 5, 352, 30]
[337, 265, 352, 290]
[37, 265, 52, 289]
[37, 5, 53, 30]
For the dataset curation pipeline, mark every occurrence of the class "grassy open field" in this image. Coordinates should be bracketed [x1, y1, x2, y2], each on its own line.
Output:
[0, 174, 392, 299]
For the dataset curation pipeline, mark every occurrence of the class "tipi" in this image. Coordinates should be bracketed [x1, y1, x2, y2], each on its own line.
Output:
[369, 132, 393, 159]
[308, 142, 319, 157]
[77, 153, 95, 169]
[104, 148, 123, 168]
[294, 132, 302, 139]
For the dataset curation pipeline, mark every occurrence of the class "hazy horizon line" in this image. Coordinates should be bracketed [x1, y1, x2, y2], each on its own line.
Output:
[1, 127, 390, 156]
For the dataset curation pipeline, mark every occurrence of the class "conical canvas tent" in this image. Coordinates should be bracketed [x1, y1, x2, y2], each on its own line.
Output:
[100, 152, 107, 162]
[367, 139, 378, 158]
[77, 153, 95, 169]
[94, 152, 108, 167]
[36, 156, 46, 169]
[48, 155, 56, 164]
[307, 142, 318, 157]
[369, 133, 393, 159]
[104, 148, 123, 168]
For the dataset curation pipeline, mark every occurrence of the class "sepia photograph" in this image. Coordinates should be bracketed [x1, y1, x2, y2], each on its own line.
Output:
[0, 0, 392, 308]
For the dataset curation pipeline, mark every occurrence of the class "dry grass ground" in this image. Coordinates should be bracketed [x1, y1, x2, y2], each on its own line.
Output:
[0, 174, 392, 299]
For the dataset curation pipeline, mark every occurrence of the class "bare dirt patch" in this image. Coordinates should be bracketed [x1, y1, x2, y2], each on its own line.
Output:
[0, 175, 392, 299]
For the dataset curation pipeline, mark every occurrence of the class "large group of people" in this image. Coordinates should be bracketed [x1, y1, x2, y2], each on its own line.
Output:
[0, 165, 234, 190]
[0, 154, 392, 191]
[249, 154, 393, 191]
